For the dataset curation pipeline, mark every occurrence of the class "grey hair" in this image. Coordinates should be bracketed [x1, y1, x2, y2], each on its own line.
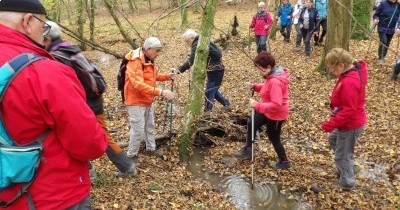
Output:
[45, 21, 62, 39]
[182, 29, 198, 41]
[143, 37, 163, 50]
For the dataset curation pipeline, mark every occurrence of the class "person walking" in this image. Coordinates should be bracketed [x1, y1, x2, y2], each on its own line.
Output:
[124, 37, 175, 160]
[43, 21, 137, 178]
[313, 0, 328, 47]
[322, 48, 367, 190]
[293, 0, 306, 51]
[276, 0, 294, 43]
[234, 52, 291, 170]
[299, 0, 320, 57]
[373, 0, 400, 65]
[250, 1, 274, 54]
[176, 29, 231, 112]
[0, 0, 107, 209]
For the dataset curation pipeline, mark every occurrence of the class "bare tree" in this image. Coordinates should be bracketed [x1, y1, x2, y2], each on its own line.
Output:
[77, 0, 86, 50]
[181, 0, 188, 27]
[102, 0, 134, 46]
[316, 0, 352, 73]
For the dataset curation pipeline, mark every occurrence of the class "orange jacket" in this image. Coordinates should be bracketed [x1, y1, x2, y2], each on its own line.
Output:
[124, 48, 171, 106]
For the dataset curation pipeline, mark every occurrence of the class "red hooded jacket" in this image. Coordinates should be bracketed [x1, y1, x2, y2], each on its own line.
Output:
[322, 60, 368, 132]
[0, 24, 107, 209]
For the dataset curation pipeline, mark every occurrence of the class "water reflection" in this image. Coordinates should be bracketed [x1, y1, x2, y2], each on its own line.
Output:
[188, 147, 307, 210]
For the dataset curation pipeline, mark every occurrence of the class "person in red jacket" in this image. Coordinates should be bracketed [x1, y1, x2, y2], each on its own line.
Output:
[0, 0, 107, 209]
[250, 1, 274, 54]
[322, 48, 367, 190]
[234, 52, 291, 170]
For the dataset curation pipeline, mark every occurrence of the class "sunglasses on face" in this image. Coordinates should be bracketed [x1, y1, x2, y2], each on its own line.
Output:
[32, 15, 51, 36]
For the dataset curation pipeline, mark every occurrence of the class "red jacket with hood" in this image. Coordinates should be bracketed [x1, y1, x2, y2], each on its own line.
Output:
[322, 60, 368, 132]
[0, 24, 107, 209]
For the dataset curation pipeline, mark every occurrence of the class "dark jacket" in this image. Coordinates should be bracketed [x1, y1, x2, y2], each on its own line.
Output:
[48, 38, 104, 115]
[299, 7, 320, 32]
[373, 0, 400, 34]
[178, 36, 224, 73]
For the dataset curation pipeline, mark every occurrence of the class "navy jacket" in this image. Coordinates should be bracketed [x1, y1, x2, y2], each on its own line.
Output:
[373, 0, 400, 34]
[178, 36, 223, 73]
[299, 7, 320, 32]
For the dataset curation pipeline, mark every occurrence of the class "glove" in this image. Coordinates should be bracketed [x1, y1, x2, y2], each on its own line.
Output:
[170, 68, 177, 73]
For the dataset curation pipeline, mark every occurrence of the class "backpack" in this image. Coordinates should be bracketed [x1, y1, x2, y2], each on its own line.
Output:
[50, 49, 107, 98]
[117, 58, 129, 102]
[117, 58, 143, 103]
[0, 53, 50, 209]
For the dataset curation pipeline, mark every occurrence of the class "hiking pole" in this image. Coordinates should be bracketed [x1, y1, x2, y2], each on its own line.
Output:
[250, 88, 255, 190]
[168, 68, 175, 150]
[248, 27, 251, 53]
[367, 24, 377, 55]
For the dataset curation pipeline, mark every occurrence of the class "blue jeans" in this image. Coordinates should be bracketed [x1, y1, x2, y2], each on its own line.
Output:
[204, 70, 230, 112]
[255, 35, 268, 54]
[301, 28, 313, 56]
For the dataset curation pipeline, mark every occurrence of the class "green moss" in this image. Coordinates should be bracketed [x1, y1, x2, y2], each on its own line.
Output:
[351, 0, 372, 40]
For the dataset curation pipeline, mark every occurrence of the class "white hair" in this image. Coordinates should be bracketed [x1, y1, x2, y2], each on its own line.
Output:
[45, 21, 62, 39]
[258, 1, 265, 7]
[143, 37, 162, 50]
[0, 11, 24, 25]
[182, 29, 198, 41]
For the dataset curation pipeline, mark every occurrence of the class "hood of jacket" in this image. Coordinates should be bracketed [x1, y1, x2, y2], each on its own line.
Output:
[266, 65, 289, 84]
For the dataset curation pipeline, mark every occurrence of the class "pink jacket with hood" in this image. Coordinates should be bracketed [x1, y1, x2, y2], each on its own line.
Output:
[253, 65, 290, 121]
[250, 10, 274, 36]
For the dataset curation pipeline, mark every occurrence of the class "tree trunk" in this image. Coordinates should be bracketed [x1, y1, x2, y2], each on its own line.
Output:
[269, 0, 280, 40]
[102, 0, 133, 46]
[148, 0, 153, 12]
[316, 0, 353, 73]
[181, 0, 188, 27]
[128, 0, 136, 13]
[177, 0, 219, 160]
[77, 0, 86, 50]
[89, 0, 95, 49]
[351, 0, 372, 40]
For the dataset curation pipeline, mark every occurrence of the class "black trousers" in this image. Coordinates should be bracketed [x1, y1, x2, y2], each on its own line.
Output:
[245, 111, 288, 161]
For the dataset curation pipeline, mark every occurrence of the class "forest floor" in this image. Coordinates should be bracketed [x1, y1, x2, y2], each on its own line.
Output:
[74, 3, 400, 209]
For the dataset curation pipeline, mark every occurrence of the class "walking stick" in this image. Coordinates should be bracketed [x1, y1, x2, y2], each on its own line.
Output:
[248, 27, 251, 53]
[250, 89, 255, 190]
[168, 69, 175, 150]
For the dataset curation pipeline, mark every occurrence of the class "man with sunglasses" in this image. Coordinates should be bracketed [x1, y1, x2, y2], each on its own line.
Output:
[0, 0, 107, 209]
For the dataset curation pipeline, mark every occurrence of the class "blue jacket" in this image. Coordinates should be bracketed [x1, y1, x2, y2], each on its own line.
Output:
[299, 7, 320, 32]
[314, 0, 328, 20]
[277, 3, 294, 26]
[373, 0, 400, 34]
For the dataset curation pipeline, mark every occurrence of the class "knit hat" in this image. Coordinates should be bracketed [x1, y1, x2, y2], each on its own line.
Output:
[0, 0, 47, 15]
[258, 1, 265, 7]
[45, 21, 62, 39]
[143, 37, 163, 50]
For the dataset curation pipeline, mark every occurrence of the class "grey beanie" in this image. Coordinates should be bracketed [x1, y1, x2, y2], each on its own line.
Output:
[0, 0, 47, 15]
[45, 21, 62, 39]
[143, 37, 163, 50]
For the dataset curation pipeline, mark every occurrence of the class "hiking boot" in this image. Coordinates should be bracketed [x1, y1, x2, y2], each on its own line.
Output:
[222, 104, 232, 112]
[333, 181, 354, 191]
[145, 149, 163, 158]
[234, 147, 252, 159]
[114, 164, 137, 178]
[295, 46, 301, 52]
[270, 160, 291, 170]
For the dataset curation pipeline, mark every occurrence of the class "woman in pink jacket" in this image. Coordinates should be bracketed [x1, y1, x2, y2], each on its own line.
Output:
[322, 48, 367, 190]
[235, 52, 291, 170]
[250, 1, 274, 54]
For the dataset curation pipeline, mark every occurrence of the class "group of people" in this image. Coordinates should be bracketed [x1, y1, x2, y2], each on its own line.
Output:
[0, 0, 368, 209]
[250, 0, 328, 57]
